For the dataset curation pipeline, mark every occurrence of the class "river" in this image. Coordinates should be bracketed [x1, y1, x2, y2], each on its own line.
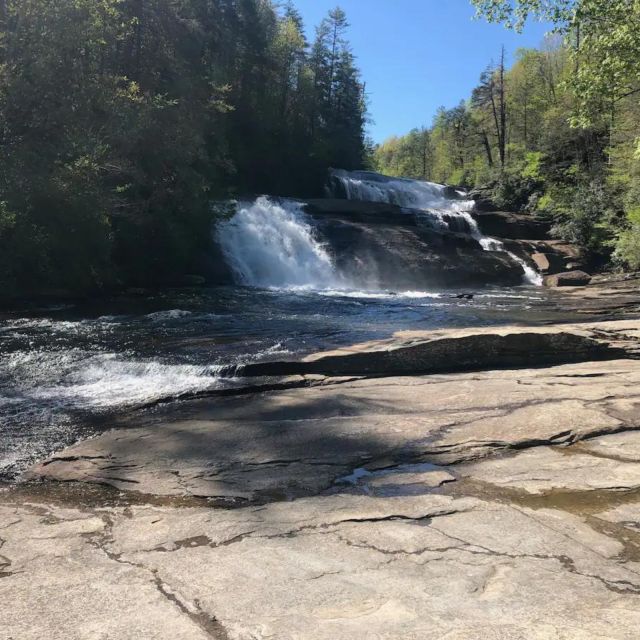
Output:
[0, 171, 571, 479]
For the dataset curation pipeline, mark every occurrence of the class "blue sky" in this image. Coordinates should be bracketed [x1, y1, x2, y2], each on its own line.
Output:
[294, 0, 553, 143]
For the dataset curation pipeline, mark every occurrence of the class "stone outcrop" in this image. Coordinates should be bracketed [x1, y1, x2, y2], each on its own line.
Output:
[302, 199, 525, 287]
[6, 482, 640, 640]
[6, 315, 640, 638]
[6, 285, 640, 639]
[545, 270, 593, 287]
[234, 321, 635, 378]
[26, 320, 640, 500]
[472, 210, 551, 240]
[467, 185, 497, 211]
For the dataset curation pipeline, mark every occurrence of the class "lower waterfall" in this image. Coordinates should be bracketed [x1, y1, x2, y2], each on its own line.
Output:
[216, 196, 342, 289]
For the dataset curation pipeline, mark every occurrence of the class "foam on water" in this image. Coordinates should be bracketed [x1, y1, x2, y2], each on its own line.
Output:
[217, 197, 340, 289]
[3, 348, 223, 410]
[331, 169, 542, 286]
[313, 289, 442, 300]
[145, 309, 193, 321]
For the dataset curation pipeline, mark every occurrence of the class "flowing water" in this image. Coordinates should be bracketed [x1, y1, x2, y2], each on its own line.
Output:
[330, 170, 543, 285]
[1, 173, 562, 479]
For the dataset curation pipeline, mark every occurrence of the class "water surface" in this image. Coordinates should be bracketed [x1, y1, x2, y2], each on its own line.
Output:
[1, 284, 575, 479]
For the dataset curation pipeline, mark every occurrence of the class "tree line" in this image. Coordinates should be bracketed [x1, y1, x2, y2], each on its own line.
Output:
[373, 0, 640, 271]
[0, 0, 367, 297]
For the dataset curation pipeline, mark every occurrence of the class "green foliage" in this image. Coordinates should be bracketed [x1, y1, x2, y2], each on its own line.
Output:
[470, 0, 575, 31]
[373, 128, 432, 179]
[472, 0, 640, 128]
[614, 217, 640, 270]
[0, 0, 368, 297]
[490, 171, 543, 211]
[373, 16, 640, 265]
[551, 181, 615, 255]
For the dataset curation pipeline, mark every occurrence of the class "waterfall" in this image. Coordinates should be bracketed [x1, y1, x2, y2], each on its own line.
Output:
[217, 197, 340, 288]
[330, 169, 476, 232]
[330, 169, 541, 286]
[476, 236, 543, 286]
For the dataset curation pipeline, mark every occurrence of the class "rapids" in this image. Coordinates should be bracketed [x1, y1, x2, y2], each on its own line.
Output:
[1, 170, 549, 479]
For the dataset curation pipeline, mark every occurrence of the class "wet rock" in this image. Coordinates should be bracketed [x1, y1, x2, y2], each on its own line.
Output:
[472, 211, 551, 240]
[304, 200, 525, 288]
[545, 270, 592, 287]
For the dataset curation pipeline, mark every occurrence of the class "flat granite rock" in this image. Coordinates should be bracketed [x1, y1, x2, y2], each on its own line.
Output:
[3, 492, 640, 640]
[458, 445, 640, 494]
[8, 317, 640, 639]
[235, 319, 640, 377]
[27, 357, 640, 499]
[580, 430, 640, 462]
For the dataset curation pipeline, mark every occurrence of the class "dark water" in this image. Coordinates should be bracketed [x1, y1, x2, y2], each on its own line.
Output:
[1, 284, 575, 479]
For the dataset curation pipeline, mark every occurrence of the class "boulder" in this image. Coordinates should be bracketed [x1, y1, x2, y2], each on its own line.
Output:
[531, 252, 551, 273]
[468, 187, 497, 212]
[545, 270, 592, 287]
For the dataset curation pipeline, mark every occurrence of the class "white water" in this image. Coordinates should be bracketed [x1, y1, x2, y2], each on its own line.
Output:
[331, 169, 474, 214]
[3, 347, 223, 411]
[331, 169, 542, 286]
[477, 236, 543, 285]
[217, 197, 341, 288]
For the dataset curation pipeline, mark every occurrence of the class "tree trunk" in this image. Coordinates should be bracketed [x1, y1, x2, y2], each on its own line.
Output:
[498, 46, 507, 170]
[481, 129, 494, 167]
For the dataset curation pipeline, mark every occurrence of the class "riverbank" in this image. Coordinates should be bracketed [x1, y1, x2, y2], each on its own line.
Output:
[3, 276, 640, 638]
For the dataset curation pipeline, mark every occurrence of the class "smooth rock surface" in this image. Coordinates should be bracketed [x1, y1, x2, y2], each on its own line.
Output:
[546, 270, 593, 287]
[4, 489, 640, 639]
[236, 319, 639, 378]
[28, 352, 640, 499]
[8, 313, 640, 638]
[459, 447, 640, 494]
[472, 210, 551, 240]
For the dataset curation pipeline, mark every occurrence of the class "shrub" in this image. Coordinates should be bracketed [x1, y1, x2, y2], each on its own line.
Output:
[550, 181, 615, 256]
[614, 208, 640, 270]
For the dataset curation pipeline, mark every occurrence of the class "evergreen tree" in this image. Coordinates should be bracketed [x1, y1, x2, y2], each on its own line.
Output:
[0, 0, 368, 297]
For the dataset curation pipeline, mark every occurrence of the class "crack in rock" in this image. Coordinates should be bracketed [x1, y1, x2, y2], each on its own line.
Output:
[82, 514, 230, 639]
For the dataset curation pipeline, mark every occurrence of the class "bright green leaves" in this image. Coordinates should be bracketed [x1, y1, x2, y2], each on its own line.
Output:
[473, 0, 640, 128]
[471, 0, 576, 32]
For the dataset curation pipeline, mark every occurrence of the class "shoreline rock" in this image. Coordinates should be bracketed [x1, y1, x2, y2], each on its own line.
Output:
[545, 270, 593, 287]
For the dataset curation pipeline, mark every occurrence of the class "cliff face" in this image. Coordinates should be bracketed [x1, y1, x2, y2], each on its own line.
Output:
[210, 195, 581, 289]
[303, 199, 525, 288]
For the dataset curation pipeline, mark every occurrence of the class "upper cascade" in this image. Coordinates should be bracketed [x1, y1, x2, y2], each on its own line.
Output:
[329, 169, 541, 286]
[329, 169, 474, 219]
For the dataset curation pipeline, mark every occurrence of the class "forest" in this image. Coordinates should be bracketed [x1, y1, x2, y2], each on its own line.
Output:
[0, 0, 367, 295]
[3, 0, 640, 297]
[373, 0, 640, 272]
